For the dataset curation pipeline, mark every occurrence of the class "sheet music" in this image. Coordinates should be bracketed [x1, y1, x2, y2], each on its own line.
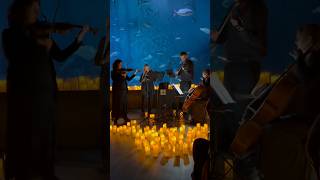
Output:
[172, 84, 184, 95]
[210, 72, 236, 104]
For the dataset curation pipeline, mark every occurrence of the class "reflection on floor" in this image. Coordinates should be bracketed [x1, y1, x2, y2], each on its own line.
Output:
[110, 110, 194, 180]
[55, 149, 107, 180]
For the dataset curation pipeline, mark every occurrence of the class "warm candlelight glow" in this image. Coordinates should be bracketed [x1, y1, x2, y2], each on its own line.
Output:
[111, 121, 209, 157]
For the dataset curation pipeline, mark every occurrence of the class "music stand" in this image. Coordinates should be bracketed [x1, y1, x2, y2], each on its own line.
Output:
[172, 84, 184, 96]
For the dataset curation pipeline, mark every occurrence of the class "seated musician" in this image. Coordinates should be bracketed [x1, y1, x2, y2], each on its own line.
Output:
[182, 69, 213, 125]
[230, 24, 320, 180]
[192, 24, 320, 180]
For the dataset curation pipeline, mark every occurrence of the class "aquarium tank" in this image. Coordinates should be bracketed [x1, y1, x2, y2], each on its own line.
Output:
[110, 0, 211, 86]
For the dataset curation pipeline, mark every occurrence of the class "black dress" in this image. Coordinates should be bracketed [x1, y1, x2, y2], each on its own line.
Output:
[111, 70, 135, 121]
[2, 25, 81, 179]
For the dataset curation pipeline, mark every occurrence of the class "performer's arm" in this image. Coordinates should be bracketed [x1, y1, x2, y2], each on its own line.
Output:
[127, 70, 138, 81]
[95, 36, 107, 66]
[51, 26, 89, 62]
[50, 40, 82, 62]
[234, 6, 268, 56]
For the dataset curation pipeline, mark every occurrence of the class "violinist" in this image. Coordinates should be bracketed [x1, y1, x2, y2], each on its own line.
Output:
[111, 59, 138, 124]
[2, 0, 90, 179]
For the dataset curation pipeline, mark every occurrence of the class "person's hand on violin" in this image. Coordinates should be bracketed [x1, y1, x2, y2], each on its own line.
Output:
[36, 38, 53, 51]
[121, 71, 127, 77]
[76, 25, 90, 43]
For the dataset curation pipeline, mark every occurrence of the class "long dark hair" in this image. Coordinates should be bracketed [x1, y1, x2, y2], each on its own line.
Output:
[112, 59, 122, 70]
[8, 0, 39, 26]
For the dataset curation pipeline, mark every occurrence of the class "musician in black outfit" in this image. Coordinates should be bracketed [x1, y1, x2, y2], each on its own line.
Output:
[2, 0, 89, 179]
[177, 51, 194, 93]
[212, 0, 268, 123]
[201, 69, 211, 87]
[140, 64, 154, 117]
[111, 59, 137, 124]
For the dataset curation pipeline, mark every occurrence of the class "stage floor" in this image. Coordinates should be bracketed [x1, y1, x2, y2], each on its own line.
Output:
[110, 110, 194, 180]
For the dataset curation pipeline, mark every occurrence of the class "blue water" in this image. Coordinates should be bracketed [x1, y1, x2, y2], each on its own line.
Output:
[110, 0, 211, 85]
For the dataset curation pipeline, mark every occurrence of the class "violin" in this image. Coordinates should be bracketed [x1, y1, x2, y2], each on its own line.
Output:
[29, 21, 98, 38]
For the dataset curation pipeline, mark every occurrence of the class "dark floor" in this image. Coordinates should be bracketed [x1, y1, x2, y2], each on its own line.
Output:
[55, 149, 107, 180]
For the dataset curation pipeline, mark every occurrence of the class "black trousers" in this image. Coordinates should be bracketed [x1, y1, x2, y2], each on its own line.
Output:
[112, 89, 129, 121]
[141, 90, 153, 114]
[224, 61, 261, 122]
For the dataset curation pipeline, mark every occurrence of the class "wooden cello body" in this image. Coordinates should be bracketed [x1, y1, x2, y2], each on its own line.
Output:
[230, 64, 301, 156]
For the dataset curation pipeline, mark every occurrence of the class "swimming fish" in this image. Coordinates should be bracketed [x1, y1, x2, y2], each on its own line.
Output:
[143, 54, 153, 61]
[119, 27, 128, 31]
[200, 27, 210, 35]
[159, 64, 166, 68]
[171, 54, 180, 58]
[190, 57, 199, 62]
[110, 51, 119, 57]
[175, 37, 182, 40]
[143, 22, 152, 28]
[173, 8, 193, 17]
[156, 52, 164, 55]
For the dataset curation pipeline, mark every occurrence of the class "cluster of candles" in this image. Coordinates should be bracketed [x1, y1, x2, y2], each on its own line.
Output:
[110, 121, 209, 157]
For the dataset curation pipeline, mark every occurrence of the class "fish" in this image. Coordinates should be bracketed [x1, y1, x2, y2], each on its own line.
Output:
[119, 27, 128, 31]
[155, 51, 164, 55]
[171, 54, 180, 58]
[200, 27, 210, 35]
[110, 51, 119, 57]
[143, 22, 152, 28]
[175, 37, 182, 40]
[143, 54, 153, 61]
[74, 45, 97, 60]
[114, 38, 120, 42]
[173, 8, 193, 17]
[190, 57, 199, 62]
[139, 0, 151, 5]
[312, 6, 320, 14]
[159, 64, 166, 68]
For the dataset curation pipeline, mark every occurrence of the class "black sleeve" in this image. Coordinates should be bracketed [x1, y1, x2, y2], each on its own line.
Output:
[139, 73, 143, 82]
[127, 74, 136, 81]
[50, 39, 82, 62]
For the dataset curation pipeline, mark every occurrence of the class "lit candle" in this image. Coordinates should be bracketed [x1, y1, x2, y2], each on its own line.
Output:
[183, 143, 188, 155]
[150, 114, 155, 119]
[163, 123, 167, 129]
[196, 123, 201, 129]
